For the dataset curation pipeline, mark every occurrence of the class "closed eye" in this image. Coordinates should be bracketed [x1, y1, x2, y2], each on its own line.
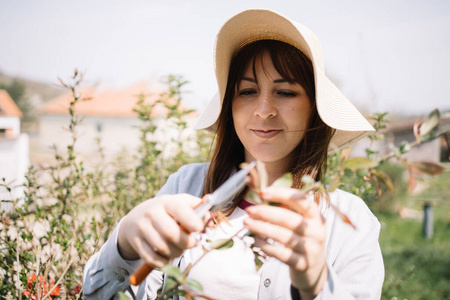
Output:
[278, 91, 297, 97]
[237, 89, 257, 96]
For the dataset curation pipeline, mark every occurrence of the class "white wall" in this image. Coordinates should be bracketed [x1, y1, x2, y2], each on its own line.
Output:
[0, 116, 21, 138]
[39, 114, 199, 159]
[39, 114, 142, 155]
[0, 133, 29, 210]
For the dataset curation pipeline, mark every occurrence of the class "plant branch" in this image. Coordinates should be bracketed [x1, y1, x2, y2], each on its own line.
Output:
[41, 257, 74, 300]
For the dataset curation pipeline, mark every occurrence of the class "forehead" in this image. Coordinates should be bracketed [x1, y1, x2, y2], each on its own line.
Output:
[240, 50, 293, 82]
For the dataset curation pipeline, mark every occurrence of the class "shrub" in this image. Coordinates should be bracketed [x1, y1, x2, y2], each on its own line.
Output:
[0, 71, 212, 299]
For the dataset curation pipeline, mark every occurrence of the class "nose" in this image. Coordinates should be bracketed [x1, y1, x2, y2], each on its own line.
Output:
[254, 93, 277, 119]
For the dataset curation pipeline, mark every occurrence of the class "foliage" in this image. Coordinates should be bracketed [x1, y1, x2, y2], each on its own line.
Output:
[332, 109, 447, 202]
[0, 68, 448, 298]
[0, 71, 212, 299]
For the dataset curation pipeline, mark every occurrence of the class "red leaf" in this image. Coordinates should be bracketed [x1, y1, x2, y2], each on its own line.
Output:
[410, 161, 445, 175]
[373, 176, 382, 196]
[407, 166, 418, 193]
[372, 169, 395, 193]
[413, 118, 422, 143]
[330, 203, 357, 230]
[27, 273, 36, 285]
[50, 285, 61, 296]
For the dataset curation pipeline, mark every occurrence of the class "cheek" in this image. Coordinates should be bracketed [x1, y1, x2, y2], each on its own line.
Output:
[288, 106, 311, 130]
[232, 101, 246, 128]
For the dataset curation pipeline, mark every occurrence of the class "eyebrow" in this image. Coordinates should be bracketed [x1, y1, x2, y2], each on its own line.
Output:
[241, 77, 287, 83]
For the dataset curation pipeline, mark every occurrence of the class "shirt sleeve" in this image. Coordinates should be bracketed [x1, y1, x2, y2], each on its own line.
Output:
[82, 220, 164, 299]
[82, 163, 206, 299]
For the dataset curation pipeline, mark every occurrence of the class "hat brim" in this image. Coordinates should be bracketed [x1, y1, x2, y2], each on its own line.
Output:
[194, 9, 374, 149]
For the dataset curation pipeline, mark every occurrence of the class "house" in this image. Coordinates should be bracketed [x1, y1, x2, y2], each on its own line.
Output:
[0, 89, 29, 210]
[350, 113, 450, 163]
[380, 115, 450, 163]
[38, 82, 199, 163]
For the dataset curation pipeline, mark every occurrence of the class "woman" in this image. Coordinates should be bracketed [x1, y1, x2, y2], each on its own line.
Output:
[83, 9, 384, 300]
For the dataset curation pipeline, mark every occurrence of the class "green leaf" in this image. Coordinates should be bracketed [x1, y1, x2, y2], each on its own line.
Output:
[186, 278, 203, 292]
[165, 289, 187, 297]
[117, 292, 132, 300]
[209, 238, 234, 250]
[161, 265, 184, 283]
[271, 173, 293, 188]
[301, 175, 315, 184]
[344, 157, 379, 171]
[246, 191, 262, 204]
[420, 109, 440, 137]
[254, 253, 263, 271]
[399, 141, 411, 154]
[162, 276, 179, 292]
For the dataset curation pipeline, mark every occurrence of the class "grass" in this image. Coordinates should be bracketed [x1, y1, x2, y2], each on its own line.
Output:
[378, 213, 450, 299]
[373, 164, 450, 300]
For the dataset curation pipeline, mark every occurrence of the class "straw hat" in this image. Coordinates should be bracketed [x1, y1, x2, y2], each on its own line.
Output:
[194, 9, 374, 149]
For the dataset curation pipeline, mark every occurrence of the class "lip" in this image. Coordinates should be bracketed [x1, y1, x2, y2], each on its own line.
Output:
[251, 129, 282, 139]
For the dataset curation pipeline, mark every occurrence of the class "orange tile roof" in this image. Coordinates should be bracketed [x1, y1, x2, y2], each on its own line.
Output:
[0, 89, 23, 118]
[39, 82, 195, 118]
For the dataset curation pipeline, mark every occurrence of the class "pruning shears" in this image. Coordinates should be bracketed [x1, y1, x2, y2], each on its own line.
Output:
[129, 162, 255, 285]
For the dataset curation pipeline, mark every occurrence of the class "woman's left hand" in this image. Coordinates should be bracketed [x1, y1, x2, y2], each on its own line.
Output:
[243, 187, 328, 300]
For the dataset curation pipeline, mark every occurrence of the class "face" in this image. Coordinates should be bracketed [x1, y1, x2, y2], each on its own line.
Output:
[232, 51, 312, 168]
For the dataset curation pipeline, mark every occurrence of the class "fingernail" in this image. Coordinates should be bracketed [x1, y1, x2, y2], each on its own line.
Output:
[245, 206, 256, 214]
[243, 216, 254, 227]
[193, 220, 204, 231]
[187, 236, 198, 248]
[260, 188, 273, 198]
[292, 191, 307, 200]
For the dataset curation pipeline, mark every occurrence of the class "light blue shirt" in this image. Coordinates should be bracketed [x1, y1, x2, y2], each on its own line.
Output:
[83, 163, 384, 299]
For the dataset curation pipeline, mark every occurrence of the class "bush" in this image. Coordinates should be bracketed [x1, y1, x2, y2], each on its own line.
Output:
[0, 72, 212, 299]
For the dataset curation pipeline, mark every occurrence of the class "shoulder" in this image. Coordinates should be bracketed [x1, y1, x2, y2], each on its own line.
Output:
[323, 189, 380, 244]
[175, 162, 209, 180]
[157, 162, 209, 197]
[326, 189, 378, 221]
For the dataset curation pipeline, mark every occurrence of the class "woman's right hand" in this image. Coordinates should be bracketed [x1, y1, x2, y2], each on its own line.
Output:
[117, 194, 205, 268]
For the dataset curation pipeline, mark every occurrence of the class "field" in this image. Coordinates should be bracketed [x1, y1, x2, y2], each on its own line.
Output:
[375, 165, 450, 300]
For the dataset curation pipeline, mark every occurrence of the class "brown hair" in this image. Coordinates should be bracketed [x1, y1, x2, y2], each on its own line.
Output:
[203, 40, 335, 214]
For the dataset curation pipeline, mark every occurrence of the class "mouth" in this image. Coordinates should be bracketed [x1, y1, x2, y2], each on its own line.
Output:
[251, 129, 282, 139]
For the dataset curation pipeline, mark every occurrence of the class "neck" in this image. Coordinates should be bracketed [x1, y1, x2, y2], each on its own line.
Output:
[263, 160, 290, 185]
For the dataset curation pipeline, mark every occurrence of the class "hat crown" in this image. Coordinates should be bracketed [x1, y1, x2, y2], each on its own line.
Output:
[214, 9, 326, 105]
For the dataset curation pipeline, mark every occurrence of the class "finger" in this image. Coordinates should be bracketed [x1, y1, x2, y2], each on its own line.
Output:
[253, 236, 310, 272]
[261, 187, 321, 219]
[244, 217, 308, 253]
[149, 206, 198, 251]
[164, 194, 204, 232]
[137, 222, 185, 258]
[132, 238, 170, 269]
[245, 205, 307, 235]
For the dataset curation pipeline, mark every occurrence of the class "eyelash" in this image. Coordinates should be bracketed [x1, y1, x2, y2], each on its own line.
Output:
[237, 90, 297, 97]
[278, 91, 297, 97]
[237, 89, 256, 96]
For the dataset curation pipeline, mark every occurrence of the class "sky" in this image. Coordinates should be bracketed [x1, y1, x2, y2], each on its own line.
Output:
[0, 0, 449, 117]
